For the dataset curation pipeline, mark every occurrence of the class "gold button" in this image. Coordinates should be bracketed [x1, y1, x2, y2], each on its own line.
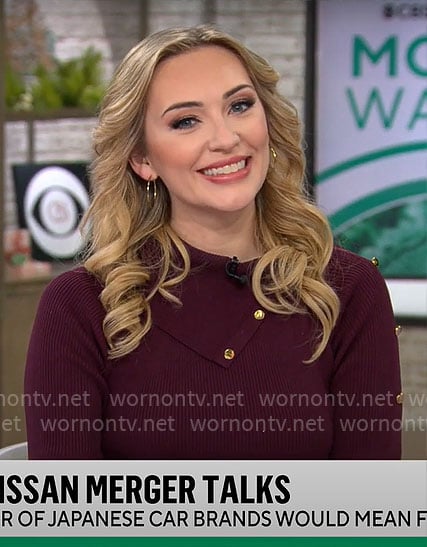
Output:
[371, 256, 380, 267]
[224, 348, 235, 360]
[254, 309, 265, 320]
[396, 392, 404, 404]
[395, 325, 402, 336]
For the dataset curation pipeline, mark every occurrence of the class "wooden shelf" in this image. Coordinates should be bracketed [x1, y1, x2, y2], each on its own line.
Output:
[5, 108, 97, 122]
[4, 261, 72, 287]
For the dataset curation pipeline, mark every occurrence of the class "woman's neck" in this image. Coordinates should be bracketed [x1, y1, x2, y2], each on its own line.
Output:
[170, 209, 260, 261]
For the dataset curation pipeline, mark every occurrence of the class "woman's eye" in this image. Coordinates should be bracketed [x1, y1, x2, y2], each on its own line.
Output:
[230, 98, 255, 114]
[171, 117, 198, 130]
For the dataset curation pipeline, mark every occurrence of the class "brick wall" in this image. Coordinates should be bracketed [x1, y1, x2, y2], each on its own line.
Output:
[149, 0, 306, 112]
[37, 0, 142, 80]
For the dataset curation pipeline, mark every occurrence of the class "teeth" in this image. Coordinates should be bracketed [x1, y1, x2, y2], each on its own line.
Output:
[202, 159, 246, 176]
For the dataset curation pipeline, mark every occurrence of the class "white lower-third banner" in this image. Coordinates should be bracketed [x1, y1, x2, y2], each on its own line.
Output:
[0, 461, 426, 536]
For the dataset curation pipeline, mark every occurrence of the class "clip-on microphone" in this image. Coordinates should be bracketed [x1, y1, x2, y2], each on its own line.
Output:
[225, 256, 248, 285]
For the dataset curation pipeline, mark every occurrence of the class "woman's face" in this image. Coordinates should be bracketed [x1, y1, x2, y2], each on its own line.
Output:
[131, 45, 270, 226]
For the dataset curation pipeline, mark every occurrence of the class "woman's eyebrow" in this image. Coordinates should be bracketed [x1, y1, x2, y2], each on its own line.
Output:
[161, 84, 255, 117]
[223, 83, 255, 99]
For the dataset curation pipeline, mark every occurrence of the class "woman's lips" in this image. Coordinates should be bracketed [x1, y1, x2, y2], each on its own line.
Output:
[198, 157, 251, 183]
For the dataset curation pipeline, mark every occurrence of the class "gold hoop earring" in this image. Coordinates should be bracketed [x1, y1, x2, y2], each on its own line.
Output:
[270, 146, 277, 166]
[146, 177, 157, 202]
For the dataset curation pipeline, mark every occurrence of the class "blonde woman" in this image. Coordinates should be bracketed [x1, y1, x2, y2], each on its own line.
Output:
[25, 25, 402, 459]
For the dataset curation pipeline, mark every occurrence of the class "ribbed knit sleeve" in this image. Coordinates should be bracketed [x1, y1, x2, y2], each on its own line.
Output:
[327, 249, 402, 459]
[24, 268, 110, 459]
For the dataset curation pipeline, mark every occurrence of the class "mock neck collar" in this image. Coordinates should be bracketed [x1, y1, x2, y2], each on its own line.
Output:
[182, 240, 259, 267]
[140, 236, 259, 276]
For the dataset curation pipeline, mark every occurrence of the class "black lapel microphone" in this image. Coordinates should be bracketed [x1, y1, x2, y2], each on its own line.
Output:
[225, 256, 248, 285]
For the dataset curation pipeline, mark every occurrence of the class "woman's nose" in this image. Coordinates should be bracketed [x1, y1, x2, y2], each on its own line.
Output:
[207, 118, 240, 151]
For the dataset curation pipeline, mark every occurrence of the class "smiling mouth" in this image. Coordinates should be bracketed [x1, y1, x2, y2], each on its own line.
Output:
[201, 159, 247, 176]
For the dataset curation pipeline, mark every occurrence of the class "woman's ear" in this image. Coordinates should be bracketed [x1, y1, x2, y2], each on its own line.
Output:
[129, 155, 158, 181]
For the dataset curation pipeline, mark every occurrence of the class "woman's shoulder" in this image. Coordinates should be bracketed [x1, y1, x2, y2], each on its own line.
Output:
[44, 265, 102, 293]
[328, 245, 378, 271]
[326, 246, 388, 301]
[39, 266, 104, 314]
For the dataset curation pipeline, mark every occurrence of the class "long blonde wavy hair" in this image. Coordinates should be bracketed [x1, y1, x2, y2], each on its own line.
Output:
[83, 25, 340, 362]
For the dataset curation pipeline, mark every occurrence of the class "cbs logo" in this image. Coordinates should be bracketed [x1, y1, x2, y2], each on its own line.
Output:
[24, 166, 90, 259]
